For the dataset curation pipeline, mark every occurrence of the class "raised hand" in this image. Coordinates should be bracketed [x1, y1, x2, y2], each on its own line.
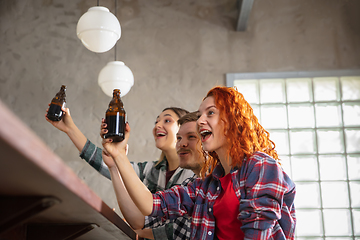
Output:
[100, 118, 130, 160]
[45, 105, 75, 134]
[102, 148, 117, 169]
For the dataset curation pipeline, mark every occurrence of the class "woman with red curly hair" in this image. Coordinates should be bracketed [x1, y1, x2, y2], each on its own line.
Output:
[102, 86, 296, 240]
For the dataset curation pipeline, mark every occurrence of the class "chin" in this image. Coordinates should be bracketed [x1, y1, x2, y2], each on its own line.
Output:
[179, 164, 190, 169]
[202, 145, 212, 152]
[179, 161, 190, 169]
[155, 143, 164, 150]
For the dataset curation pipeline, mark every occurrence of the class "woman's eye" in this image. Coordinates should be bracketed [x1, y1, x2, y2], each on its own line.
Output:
[177, 136, 182, 141]
[189, 135, 197, 139]
[208, 110, 214, 116]
[165, 119, 171, 123]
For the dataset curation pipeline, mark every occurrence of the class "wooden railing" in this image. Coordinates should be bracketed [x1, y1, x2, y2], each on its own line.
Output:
[0, 100, 140, 240]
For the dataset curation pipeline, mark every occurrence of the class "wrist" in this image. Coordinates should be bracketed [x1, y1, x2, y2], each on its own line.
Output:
[119, 150, 128, 159]
[113, 152, 128, 164]
[65, 123, 78, 136]
[108, 165, 118, 172]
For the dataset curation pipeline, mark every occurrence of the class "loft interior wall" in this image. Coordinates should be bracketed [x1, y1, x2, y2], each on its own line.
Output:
[0, 0, 359, 211]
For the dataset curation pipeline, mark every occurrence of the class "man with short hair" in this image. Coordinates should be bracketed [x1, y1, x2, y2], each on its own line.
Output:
[143, 111, 205, 239]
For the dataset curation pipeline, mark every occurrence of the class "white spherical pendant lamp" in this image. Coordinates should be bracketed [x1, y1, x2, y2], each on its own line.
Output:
[76, 6, 121, 53]
[98, 61, 134, 97]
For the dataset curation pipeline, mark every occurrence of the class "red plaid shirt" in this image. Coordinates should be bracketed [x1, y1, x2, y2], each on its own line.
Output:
[150, 152, 296, 240]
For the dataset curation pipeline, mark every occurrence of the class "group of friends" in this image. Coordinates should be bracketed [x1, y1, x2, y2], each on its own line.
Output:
[46, 86, 296, 240]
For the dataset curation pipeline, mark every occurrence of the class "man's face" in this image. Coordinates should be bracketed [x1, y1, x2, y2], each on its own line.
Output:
[176, 121, 204, 173]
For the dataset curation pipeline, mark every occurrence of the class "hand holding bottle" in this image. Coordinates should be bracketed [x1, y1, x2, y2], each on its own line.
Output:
[45, 106, 75, 134]
[101, 118, 130, 160]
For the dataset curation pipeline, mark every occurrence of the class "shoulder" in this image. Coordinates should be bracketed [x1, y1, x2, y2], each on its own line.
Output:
[242, 152, 295, 189]
[239, 152, 280, 180]
[185, 173, 215, 193]
[130, 160, 158, 179]
[178, 168, 196, 179]
[130, 160, 157, 169]
[180, 173, 197, 186]
[245, 151, 278, 167]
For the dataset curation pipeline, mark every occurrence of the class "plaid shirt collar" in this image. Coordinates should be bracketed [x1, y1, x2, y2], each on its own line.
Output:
[211, 162, 240, 180]
[154, 156, 168, 170]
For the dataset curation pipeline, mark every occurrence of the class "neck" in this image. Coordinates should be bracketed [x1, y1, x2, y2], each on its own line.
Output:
[193, 168, 200, 177]
[216, 147, 231, 175]
[164, 149, 179, 171]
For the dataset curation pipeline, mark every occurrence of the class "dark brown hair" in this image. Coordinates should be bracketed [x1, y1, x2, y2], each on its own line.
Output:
[162, 107, 189, 119]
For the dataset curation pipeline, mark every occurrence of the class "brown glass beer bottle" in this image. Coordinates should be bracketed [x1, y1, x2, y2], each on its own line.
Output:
[47, 85, 66, 121]
[104, 89, 126, 142]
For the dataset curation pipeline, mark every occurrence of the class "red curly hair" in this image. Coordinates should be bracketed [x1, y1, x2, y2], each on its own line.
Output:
[199, 86, 279, 178]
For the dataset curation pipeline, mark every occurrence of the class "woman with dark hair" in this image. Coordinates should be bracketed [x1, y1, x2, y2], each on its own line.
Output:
[102, 86, 296, 240]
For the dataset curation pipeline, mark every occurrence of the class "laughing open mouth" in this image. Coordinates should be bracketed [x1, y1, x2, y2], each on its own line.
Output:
[199, 129, 212, 142]
[156, 132, 166, 137]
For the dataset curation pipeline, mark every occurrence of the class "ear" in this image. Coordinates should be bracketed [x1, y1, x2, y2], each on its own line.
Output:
[222, 117, 230, 136]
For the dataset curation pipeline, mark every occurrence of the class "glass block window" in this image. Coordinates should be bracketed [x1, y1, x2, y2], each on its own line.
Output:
[227, 70, 360, 239]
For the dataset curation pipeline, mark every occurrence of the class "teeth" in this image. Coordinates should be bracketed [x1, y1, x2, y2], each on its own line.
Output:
[200, 130, 211, 136]
[157, 132, 166, 136]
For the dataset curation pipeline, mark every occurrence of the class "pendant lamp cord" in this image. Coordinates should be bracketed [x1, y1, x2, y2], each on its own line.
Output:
[114, 0, 117, 61]
[97, 0, 99, 6]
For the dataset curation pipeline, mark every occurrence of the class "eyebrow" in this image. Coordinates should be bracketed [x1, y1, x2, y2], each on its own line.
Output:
[187, 131, 198, 135]
[198, 105, 216, 112]
[177, 131, 197, 136]
[157, 113, 174, 119]
[157, 114, 175, 121]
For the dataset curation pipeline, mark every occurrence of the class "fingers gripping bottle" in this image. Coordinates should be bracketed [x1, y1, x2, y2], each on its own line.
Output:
[104, 89, 126, 142]
[47, 85, 66, 121]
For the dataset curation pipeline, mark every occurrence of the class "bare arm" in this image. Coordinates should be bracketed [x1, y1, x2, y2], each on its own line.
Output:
[134, 229, 154, 239]
[45, 107, 87, 152]
[107, 161, 154, 239]
[106, 156, 148, 230]
[103, 142, 154, 239]
[101, 123, 154, 216]
[114, 153, 154, 216]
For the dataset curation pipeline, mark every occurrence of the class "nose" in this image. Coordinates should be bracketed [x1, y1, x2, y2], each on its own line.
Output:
[153, 122, 162, 137]
[155, 121, 162, 129]
[177, 138, 188, 148]
[197, 113, 206, 126]
[182, 140, 188, 148]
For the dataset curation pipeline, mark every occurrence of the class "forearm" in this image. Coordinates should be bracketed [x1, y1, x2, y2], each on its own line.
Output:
[108, 166, 146, 230]
[114, 154, 154, 216]
[65, 123, 88, 153]
[243, 228, 271, 240]
[134, 228, 154, 239]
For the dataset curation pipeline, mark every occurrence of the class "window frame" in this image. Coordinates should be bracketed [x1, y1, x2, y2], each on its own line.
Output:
[226, 69, 360, 239]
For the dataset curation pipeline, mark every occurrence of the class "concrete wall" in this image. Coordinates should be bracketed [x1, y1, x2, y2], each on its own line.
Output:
[1, 0, 360, 213]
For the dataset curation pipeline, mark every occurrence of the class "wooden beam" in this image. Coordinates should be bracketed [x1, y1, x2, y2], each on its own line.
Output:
[0, 99, 137, 240]
[0, 196, 60, 234]
[27, 223, 98, 240]
[236, 0, 254, 31]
